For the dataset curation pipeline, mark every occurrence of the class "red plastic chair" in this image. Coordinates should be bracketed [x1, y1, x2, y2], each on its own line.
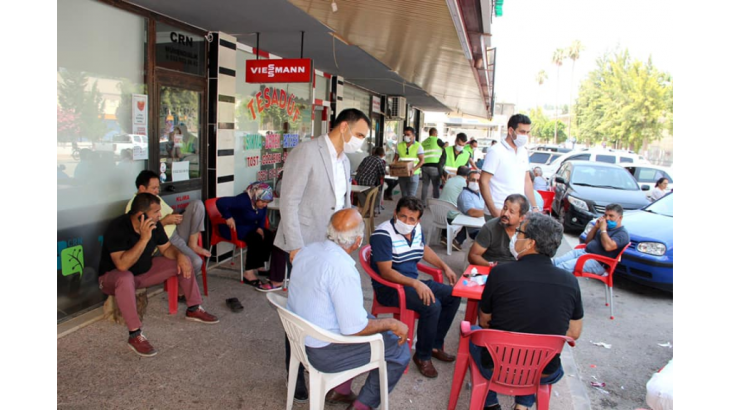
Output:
[572, 243, 630, 319]
[537, 190, 555, 214]
[448, 322, 575, 410]
[204, 197, 248, 283]
[359, 245, 443, 355]
[163, 234, 209, 314]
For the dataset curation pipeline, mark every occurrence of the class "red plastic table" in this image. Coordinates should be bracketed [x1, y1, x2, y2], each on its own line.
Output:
[451, 264, 492, 324]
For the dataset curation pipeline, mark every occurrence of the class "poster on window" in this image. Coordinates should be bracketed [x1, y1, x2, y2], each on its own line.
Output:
[172, 161, 190, 182]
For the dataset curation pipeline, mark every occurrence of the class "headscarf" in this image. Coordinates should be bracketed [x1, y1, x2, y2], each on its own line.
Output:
[245, 182, 274, 209]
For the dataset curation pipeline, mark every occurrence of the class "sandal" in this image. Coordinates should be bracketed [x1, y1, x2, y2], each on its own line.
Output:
[225, 297, 244, 313]
[243, 278, 280, 293]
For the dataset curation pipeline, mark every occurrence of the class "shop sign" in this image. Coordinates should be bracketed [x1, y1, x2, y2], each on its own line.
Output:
[372, 97, 382, 114]
[245, 58, 312, 83]
[247, 87, 303, 122]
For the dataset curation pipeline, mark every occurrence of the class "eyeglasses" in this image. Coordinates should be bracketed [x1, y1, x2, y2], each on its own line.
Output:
[515, 228, 527, 236]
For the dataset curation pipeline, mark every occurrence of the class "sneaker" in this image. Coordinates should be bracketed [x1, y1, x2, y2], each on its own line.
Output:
[440, 237, 448, 247]
[128, 334, 157, 357]
[185, 307, 220, 324]
[452, 240, 462, 252]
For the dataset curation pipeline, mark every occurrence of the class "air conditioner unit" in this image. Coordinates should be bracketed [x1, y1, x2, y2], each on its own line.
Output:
[388, 97, 407, 119]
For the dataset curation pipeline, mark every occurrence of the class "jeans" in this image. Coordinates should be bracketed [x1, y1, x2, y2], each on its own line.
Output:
[468, 325, 564, 408]
[398, 175, 420, 198]
[375, 279, 461, 360]
[455, 227, 480, 245]
[552, 248, 606, 275]
[421, 166, 441, 203]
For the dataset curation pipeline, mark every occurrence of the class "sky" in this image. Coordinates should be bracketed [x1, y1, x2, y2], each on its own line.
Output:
[490, 0, 676, 112]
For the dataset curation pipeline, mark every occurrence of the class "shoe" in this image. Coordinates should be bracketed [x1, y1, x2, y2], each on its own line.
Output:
[294, 377, 308, 403]
[412, 354, 438, 378]
[326, 390, 358, 405]
[485, 404, 502, 410]
[440, 237, 448, 246]
[431, 348, 456, 362]
[127, 334, 157, 357]
[225, 297, 244, 313]
[452, 240, 462, 251]
[185, 307, 220, 324]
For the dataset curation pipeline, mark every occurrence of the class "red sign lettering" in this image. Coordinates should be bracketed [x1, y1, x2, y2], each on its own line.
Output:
[245, 58, 313, 83]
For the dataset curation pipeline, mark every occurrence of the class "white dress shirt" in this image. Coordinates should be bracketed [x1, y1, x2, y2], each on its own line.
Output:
[324, 134, 348, 211]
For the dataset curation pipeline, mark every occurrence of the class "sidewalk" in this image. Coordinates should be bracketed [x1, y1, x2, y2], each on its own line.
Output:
[57, 196, 589, 409]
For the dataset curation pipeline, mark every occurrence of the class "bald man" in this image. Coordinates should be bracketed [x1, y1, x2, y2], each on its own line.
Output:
[287, 209, 410, 410]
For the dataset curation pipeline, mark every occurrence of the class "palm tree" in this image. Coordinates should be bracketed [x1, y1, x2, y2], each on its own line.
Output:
[552, 48, 565, 143]
[566, 40, 585, 143]
[535, 70, 548, 111]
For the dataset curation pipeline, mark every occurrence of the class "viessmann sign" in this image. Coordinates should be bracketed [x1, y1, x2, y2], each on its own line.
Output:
[245, 58, 313, 83]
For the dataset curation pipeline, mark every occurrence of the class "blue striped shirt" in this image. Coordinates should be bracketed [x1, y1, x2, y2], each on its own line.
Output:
[369, 219, 425, 288]
[286, 241, 369, 348]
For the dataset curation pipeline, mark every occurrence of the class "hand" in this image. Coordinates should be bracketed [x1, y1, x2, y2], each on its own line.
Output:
[414, 281, 436, 306]
[443, 266, 458, 286]
[162, 214, 183, 226]
[597, 216, 607, 231]
[139, 214, 156, 242]
[257, 228, 264, 238]
[177, 254, 192, 279]
[391, 319, 409, 346]
[489, 206, 501, 218]
[226, 217, 236, 230]
[289, 248, 300, 263]
[409, 169, 414, 177]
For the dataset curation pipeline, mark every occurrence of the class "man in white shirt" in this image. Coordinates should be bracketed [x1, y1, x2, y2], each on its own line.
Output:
[287, 209, 410, 410]
[479, 114, 540, 220]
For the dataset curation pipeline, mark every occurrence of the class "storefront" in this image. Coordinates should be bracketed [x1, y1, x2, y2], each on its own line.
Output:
[334, 81, 386, 168]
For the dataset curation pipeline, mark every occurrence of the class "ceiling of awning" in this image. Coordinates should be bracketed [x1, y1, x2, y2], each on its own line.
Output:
[126, 0, 492, 117]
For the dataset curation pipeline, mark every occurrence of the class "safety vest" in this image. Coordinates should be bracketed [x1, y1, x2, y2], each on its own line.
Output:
[396, 141, 422, 175]
[421, 136, 442, 165]
[464, 144, 473, 158]
[445, 146, 470, 168]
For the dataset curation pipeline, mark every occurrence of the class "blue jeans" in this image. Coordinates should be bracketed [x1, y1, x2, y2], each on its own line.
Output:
[375, 279, 461, 360]
[398, 175, 420, 198]
[306, 328, 410, 408]
[468, 326, 564, 408]
[552, 249, 606, 275]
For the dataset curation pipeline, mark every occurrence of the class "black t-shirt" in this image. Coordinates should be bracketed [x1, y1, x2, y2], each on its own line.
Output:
[479, 254, 583, 374]
[474, 218, 516, 263]
[98, 213, 169, 276]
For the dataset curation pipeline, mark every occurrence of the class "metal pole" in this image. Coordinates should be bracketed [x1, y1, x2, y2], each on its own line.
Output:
[256, 32, 260, 60]
[300, 31, 304, 58]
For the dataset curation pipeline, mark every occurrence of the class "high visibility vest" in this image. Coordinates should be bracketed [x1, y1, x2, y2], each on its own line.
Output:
[396, 141, 422, 175]
[445, 146, 470, 168]
[421, 136, 442, 165]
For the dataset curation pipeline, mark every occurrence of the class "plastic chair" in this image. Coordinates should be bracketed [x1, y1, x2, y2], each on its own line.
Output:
[572, 243, 630, 319]
[360, 188, 380, 243]
[359, 246, 443, 355]
[427, 199, 464, 255]
[267, 292, 389, 410]
[448, 322, 575, 410]
[537, 190, 555, 214]
[204, 197, 248, 283]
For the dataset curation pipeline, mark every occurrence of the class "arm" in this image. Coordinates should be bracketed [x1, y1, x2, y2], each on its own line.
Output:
[479, 171, 500, 217]
[466, 208, 484, 217]
[109, 215, 155, 272]
[376, 259, 437, 306]
[584, 217, 602, 244]
[413, 153, 425, 173]
[422, 245, 457, 285]
[468, 240, 495, 267]
[566, 319, 583, 341]
[594, 217, 619, 252]
[478, 312, 492, 329]
[158, 240, 193, 278]
[351, 318, 409, 345]
[279, 146, 311, 258]
[524, 172, 539, 210]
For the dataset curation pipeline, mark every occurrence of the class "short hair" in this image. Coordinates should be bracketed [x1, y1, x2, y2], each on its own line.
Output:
[326, 214, 365, 249]
[455, 133, 468, 143]
[467, 170, 480, 179]
[332, 108, 372, 130]
[372, 147, 385, 157]
[655, 177, 668, 187]
[130, 192, 160, 214]
[491, 140, 497, 145]
[507, 114, 531, 130]
[135, 170, 160, 189]
[523, 213, 563, 257]
[456, 166, 471, 177]
[605, 203, 624, 216]
[504, 193, 529, 216]
[404, 126, 415, 135]
[533, 167, 543, 176]
[395, 196, 424, 219]
[429, 128, 437, 136]
[469, 139, 478, 146]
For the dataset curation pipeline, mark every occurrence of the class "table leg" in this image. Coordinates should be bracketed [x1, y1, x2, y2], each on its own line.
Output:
[465, 299, 479, 325]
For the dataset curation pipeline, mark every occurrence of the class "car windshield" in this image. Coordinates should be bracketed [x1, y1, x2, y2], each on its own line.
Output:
[645, 193, 673, 217]
[529, 152, 551, 164]
[571, 166, 639, 190]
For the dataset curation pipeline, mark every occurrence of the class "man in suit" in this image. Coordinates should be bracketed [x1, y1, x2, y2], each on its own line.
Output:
[275, 108, 371, 403]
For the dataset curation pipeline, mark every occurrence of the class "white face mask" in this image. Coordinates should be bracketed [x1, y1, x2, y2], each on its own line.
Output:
[404, 136, 412, 143]
[468, 182, 480, 191]
[512, 132, 528, 148]
[343, 126, 365, 153]
[455, 144, 464, 152]
[509, 232, 528, 259]
[394, 218, 416, 235]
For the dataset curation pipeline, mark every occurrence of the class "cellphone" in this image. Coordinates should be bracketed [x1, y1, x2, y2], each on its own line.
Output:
[138, 213, 146, 222]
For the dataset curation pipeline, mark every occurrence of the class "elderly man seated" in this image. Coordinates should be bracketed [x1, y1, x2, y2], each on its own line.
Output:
[471, 213, 583, 410]
[552, 203, 630, 276]
[286, 209, 410, 410]
[453, 170, 484, 249]
[532, 166, 549, 191]
[468, 194, 529, 267]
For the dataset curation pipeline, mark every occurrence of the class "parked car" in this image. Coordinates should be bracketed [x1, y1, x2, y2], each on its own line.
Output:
[580, 193, 673, 291]
[534, 144, 572, 153]
[94, 134, 148, 158]
[620, 164, 674, 198]
[528, 150, 563, 170]
[551, 161, 650, 231]
[542, 149, 650, 181]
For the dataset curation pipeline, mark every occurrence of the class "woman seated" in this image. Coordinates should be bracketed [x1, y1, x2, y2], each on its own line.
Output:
[216, 182, 280, 292]
[650, 177, 670, 201]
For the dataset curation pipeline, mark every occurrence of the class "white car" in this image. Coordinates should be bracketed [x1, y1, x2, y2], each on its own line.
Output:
[620, 164, 674, 197]
[542, 149, 649, 181]
[528, 150, 564, 170]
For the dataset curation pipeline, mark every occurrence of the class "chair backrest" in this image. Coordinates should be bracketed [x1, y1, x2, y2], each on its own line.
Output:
[470, 328, 571, 394]
[359, 245, 401, 288]
[537, 190, 555, 213]
[428, 199, 458, 227]
[361, 188, 380, 221]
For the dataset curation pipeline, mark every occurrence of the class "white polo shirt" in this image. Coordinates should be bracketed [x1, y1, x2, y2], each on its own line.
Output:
[480, 138, 530, 211]
[324, 134, 348, 211]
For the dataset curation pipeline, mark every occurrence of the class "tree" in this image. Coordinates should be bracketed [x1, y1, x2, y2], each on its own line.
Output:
[575, 50, 673, 152]
[551, 48, 565, 143]
[535, 70, 548, 111]
[566, 40, 585, 140]
[57, 69, 106, 141]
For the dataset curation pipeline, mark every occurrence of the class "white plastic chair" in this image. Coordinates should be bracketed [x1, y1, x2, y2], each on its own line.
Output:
[267, 293, 389, 410]
[427, 199, 464, 256]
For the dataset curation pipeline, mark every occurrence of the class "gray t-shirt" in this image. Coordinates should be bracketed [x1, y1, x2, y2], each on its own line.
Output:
[474, 218, 516, 263]
[586, 226, 630, 259]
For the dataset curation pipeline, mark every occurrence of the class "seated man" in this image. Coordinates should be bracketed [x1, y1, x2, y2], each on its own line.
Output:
[354, 147, 387, 206]
[287, 209, 410, 410]
[126, 171, 210, 275]
[552, 203, 630, 276]
[370, 197, 460, 378]
[468, 194, 529, 266]
[453, 170, 484, 249]
[439, 165, 469, 247]
[533, 166, 549, 191]
[471, 213, 583, 410]
[99, 193, 219, 357]
[528, 170, 545, 211]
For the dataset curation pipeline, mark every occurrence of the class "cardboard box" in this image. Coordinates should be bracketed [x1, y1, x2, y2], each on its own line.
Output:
[388, 161, 414, 177]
